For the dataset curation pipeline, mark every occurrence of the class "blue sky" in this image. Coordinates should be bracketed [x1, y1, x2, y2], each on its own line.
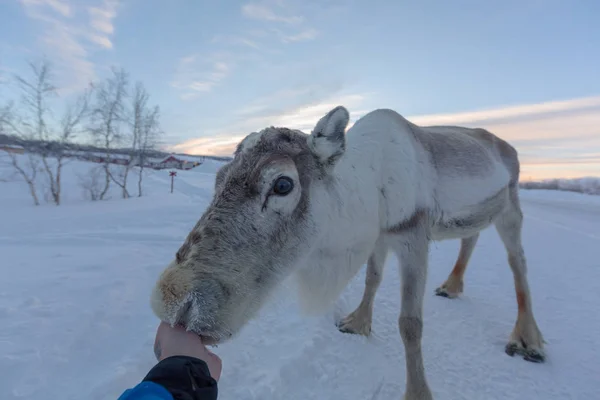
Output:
[1, 0, 599, 179]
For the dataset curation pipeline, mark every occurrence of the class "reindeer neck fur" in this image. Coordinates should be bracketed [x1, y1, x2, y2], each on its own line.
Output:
[294, 109, 430, 313]
[294, 108, 516, 313]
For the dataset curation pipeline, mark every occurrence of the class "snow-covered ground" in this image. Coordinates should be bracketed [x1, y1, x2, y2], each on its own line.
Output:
[520, 177, 600, 195]
[1, 155, 599, 400]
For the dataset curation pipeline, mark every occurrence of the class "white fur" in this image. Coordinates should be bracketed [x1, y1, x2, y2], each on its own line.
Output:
[294, 108, 513, 312]
[308, 105, 350, 163]
[238, 130, 263, 154]
[287, 107, 544, 399]
[153, 104, 542, 399]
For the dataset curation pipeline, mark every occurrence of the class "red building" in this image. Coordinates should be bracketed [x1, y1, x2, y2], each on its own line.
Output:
[0, 144, 25, 154]
[152, 154, 203, 170]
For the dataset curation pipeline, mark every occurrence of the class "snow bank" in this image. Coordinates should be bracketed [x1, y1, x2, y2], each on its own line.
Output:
[1, 152, 599, 400]
[520, 186, 600, 207]
[0, 152, 227, 208]
[191, 158, 227, 174]
[520, 177, 600, 196]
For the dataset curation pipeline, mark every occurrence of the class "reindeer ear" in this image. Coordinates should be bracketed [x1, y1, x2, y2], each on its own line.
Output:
[308, 105, 349, 165]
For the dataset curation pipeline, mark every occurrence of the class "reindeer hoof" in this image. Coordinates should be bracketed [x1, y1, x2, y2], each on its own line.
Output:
[524, 351, 545, 363]
[435, 280, 463, 298]
[505, 342, 545, 363]
[338, 324, 360, 335]
[336, 314, 371, 336]
[505, 342, 518, 356]
[434, 286, 461, 298]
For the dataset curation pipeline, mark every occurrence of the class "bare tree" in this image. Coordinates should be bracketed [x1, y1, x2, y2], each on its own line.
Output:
[0, 93, 41, 206]
[1, 64, 41, 201]
[3, 152, 40, 205]
[77, 165, 104, 201]
[89, 66, 129, 200]
[0, 65, 24, 185]
[137, 104, 161, 196]
[2, 59, 163, 205]
[0, 147, 41, 205]
[130, 82, 147, 196]
[116, 81, 146, 198]
[14, 61, 55, 204]
[1, 60, 92, 205]
[129, 81, 162, 197]
[48, 87, 93, 205]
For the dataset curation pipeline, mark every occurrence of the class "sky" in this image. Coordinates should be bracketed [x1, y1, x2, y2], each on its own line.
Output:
[0, 0, 599, 180]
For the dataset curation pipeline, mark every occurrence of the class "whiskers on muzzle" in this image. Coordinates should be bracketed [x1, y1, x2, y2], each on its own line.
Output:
[173, 296, 233, 345]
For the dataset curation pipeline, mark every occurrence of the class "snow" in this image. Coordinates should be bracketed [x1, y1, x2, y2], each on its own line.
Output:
[521, 177, 600, 195]
[1, 154, 599, 400]
[169, 154, 206, 163]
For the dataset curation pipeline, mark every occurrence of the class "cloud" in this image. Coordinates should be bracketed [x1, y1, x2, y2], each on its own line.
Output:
[170, 136, 245, 157]
[242, 2, 303, 24]
[170, 92, 367, 155]
[40, 19, 96, 92]
[87, 34, 113, 49]
[408, 96, 600, 126]
[407, 97, 600, 179]
[19, 0, 119, 92]
[235, 83, 345, 117]
[211, 35, 261, 50]
[20, 0, 71, 17]
[278, 28, 318, 43]
[171, 94, 600, 179]
[87, 0, 119, 47]
[481, 108, 600, 179]
[240, 1, 319, 46]
[171, 56, 231, 100]
[234, 88, 312, 117]
[89, 1, 117, 34]
[196, 1, 318, 97]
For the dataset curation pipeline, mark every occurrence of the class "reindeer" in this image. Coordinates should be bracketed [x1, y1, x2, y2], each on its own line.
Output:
[150, 106, 545, 399]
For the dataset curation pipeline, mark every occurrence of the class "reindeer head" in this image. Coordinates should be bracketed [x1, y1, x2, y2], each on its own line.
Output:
[150, 106, 350, 343]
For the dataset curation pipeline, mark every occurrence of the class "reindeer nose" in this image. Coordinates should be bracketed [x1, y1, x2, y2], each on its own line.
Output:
[172, 282, 223, 328]
[174, 299, 193, 326]
[174, 297, 221, 339]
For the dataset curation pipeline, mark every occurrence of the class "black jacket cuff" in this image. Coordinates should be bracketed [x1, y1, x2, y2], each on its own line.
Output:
[142, 355, 218, 400]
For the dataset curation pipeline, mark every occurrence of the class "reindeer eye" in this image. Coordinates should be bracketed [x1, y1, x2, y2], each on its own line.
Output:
[272, 176, 294, 196]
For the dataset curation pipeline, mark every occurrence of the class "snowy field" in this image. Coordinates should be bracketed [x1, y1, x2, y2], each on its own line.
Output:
[1, 154, 599, 400]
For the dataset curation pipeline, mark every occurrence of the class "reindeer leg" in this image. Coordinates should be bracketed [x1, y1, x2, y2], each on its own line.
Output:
[495, 188, 545, 363]
[390, 223, 433, 400]
[338, 237, 388, 336]
[435, 234, 479, 298]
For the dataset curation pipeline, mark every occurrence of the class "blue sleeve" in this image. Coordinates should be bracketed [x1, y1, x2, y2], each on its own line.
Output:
[117, 356, 218, 400]
[118, 381, 173, 400]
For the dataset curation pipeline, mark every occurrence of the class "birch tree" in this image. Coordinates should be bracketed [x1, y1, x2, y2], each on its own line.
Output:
[3, 60, 93, 205]
[0, 102, 41, 205]
[0, 62, 50, 206]
[137, 104, 161, 196]
[89, 67, 129, 199]
[47, 87, 93, 204]
[129, 81, 162, 197]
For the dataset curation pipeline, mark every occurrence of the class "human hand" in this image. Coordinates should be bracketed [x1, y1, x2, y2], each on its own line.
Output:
[153, 321, 223, 381]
